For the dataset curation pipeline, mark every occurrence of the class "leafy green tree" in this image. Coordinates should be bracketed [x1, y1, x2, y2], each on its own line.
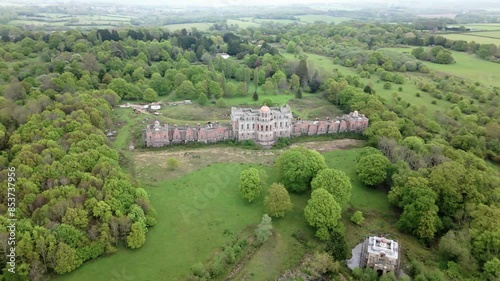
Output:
[275, 147, 328, 192]
[208, 80, 223, 99]
[286, 41, 296, 53]
[143, 88, 158, 102]
[240, 168, 262, 202]
[215, 97, 226, 107]
[175, 80, 196, 99]
[484, 258, 500, 279]
[356, 154, 391, 186]
[197, 92, 208, 106]
[304, 188, 341, 240]
[350, 211, 364, 226]
[311, 169, 352, 207]
[264, 183, 293, 218]
[363, 121, 402, 144]
[255, 214, 273, 244]
[236, 82, 248, 97]
[54, 242, 82, 274]
[126, 222, 146, 249]
[397, 183, 442, 241]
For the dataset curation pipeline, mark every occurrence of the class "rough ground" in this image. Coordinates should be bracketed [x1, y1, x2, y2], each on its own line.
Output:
[133, 139, 364, 183]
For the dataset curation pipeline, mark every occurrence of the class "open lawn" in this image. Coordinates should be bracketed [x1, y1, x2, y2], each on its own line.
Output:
[281, 51, 454, 117]
[441, 33, 500, 45]
[448, 23, 500, 31]
[297, 15, 352, 24]
[58, 163, 266, 281]
[381, 47, 500, 88]
[163, 22, 214, 32]
[227, 19, 261, 28]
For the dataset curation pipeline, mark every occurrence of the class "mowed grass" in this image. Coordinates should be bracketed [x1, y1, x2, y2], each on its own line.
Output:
[297, 15, 352, 24]
[381, 47, 500, 88]
[441, 33, 500, 45]
[448, 23, 500, 31]
[163, 22, 213, 32]
[58, 163, 266, 281]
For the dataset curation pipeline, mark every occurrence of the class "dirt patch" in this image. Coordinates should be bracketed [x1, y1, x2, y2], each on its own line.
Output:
[290, 139, 364, 152]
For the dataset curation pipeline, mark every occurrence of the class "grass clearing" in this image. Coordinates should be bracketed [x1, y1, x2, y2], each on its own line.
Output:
[282, 51, 454, 117]
[381, 47, 500, 88]
[448, 23, 500, 31]
[297, 15, 352, 24]
[163, 22, 214, 32]
[227, 19, 261, 28]
[441, 33, 500, 45]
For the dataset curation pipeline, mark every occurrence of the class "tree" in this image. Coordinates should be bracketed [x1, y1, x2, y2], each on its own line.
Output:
[311, 169, 352, 207]
[143, 88, 158, 102]
[54, 242, 82, 274]
[356, 154, 391, 186]
[295, 59, 309, 86]
[351, 211, 365, 226]
[290, 74, 300, 93]
[326, 228, 349, 260]
[197, 92, 208, 106]
[363, 121, 402, 144]
[236, 82, 248, 97]
[295, 88, 303, 99]
[252, 90, 259, 101]
[167, 157, 180, 170]
[264, 183, 293, 218]
[397, 186, 442, 241]
[255, 214, 273, 244]
[215, 97, 226, 107]
[126, 222, 146, 249]
[239, 168, 262, 202]
[175, 80, 196, 99]
[435, 50, 454, 64]
[304, 188, 341, 240]
[286, 41, 296, 53]
[275, 147, 328, 192]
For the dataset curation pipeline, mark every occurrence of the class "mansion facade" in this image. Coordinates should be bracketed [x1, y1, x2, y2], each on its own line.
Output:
[144, 105, 369, 148]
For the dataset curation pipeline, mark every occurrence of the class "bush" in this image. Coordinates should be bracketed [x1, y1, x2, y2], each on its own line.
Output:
[166, 157, 180, 170]
[383, 82, 392, 90]
[431, 100, 437, 104]
[398, 87, 403, 92]
[350, 211, 365, 226]
[416, 92, 421, 97]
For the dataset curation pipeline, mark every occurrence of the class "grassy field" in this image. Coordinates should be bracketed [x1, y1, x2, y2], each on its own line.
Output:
[448, 23, 500, 31]
[281, 51, 454, 117]
[9, 13, 133, 28]
[381, 47, 500, 88]
[253, 18, 302, 25]
[441, 33, 500, 45]
[163, 22, 214, 32]
[297, 15, 352, 24]
[227, 19, 261, 28]
[58, 163, 266, 281]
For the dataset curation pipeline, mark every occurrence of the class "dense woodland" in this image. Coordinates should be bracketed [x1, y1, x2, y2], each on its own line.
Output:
[0, 16, 499, 281]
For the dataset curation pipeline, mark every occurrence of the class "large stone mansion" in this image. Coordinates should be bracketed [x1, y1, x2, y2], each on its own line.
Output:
[144, 105, 369, 148]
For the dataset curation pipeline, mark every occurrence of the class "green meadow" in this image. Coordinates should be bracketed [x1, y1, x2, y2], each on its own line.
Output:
[381, 47, 500, 88]
[441, 33, 500, 45]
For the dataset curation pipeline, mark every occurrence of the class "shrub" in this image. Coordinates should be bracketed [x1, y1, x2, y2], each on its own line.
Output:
[166, 157, 180, 170]
[350, 211, 365, 226]
[398, 87, 403, 92]
[416, 92, 421, 97]
[383, 82, 392, 90]
[431, 100, 437, 104]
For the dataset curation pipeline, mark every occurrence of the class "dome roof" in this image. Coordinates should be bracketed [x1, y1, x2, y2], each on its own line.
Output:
[260, 105, 270, 113]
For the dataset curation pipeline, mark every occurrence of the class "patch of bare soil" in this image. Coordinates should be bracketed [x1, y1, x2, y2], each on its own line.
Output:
[290, 139, 364, 152]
